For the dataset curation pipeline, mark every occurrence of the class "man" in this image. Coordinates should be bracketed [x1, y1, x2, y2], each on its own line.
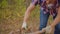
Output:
[22, 0, 60, 34]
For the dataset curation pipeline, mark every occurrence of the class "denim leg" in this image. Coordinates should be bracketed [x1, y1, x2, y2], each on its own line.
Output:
[54, 24, 60, 34]
[39, 9, 50, 30]
[53, 14, 60, 34]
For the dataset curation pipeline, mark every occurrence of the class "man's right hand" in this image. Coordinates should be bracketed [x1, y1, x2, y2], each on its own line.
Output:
[43, 26, 55, 34]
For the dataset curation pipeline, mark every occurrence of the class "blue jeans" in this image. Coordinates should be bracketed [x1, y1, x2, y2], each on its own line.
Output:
[39, 9, 60, 34]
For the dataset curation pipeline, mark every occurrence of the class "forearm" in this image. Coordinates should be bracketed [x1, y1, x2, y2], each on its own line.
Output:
[23, 0, 38, 22]
[23, 3, 35, 22]
[51, 7, 60, 27]
[22, 0, 38, 28]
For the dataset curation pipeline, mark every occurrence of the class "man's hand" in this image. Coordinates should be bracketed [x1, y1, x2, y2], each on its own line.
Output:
[44, 26, 55, 34]
[22, 22, 27, 29]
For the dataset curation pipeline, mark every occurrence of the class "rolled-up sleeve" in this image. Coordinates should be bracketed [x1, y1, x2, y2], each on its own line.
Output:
[32, 0, 38, 6]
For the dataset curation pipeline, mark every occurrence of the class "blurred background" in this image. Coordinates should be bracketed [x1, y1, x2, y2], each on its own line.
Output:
[0, 0, 53, 34]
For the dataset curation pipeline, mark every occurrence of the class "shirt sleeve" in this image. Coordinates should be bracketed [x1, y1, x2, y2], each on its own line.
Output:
[58, 0, 60, 6]
[32, 0, 38, 6]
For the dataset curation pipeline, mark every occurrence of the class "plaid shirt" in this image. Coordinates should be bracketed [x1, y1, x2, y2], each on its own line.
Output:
[32, 0, 60, 16]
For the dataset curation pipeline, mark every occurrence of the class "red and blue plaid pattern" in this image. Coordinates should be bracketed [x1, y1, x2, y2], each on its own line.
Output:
[32, 0, 59, 16]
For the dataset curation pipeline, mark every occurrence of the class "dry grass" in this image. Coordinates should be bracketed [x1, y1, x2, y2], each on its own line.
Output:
[0, 15, 40, 34]
[0, 12, 54, 34]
